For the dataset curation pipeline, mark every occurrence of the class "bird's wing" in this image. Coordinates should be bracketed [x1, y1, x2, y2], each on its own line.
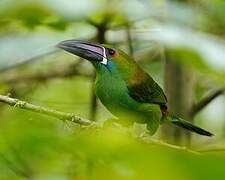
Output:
[127, 72, 167, 105]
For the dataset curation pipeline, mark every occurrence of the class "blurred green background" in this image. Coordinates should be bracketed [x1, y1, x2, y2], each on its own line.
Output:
[0, 0, 225, 179]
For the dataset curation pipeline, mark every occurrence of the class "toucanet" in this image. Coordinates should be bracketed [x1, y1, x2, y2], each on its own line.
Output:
[57, 40, 213, 136]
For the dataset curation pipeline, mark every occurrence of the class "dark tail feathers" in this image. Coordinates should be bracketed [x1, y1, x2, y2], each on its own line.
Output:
[170, 115, 213, 136]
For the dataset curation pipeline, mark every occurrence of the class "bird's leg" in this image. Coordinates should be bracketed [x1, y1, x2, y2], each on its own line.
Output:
[132, 123, 149, 138]
[103, 117, 134, 128]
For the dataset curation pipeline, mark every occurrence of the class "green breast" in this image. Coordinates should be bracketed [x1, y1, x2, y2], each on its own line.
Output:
[95, 68, 139, 114]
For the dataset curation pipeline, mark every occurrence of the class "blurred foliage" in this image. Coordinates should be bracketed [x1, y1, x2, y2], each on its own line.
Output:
[0, 0, 225, 179]
[0, 2, 66, 31]
[1, 105, 225, 179]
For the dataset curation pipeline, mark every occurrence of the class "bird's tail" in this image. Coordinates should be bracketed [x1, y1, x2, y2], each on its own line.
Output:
[167, 115, 213, 136]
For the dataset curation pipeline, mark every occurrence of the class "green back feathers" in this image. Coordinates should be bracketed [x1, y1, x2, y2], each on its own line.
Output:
[101, 45, 167, 105]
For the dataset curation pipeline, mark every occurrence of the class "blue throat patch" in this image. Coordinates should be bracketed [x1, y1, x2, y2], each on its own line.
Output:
[106, 60, 116, 72]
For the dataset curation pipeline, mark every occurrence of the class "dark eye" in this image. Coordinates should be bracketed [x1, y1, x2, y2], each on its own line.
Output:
[108, 49, 116, 56]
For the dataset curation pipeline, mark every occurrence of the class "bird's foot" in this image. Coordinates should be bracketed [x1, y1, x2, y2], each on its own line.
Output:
[103, 118, 120, 128]
[139, 131, 149, 138]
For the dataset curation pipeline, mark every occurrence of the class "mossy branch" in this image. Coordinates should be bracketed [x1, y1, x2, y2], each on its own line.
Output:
[0, 95, 94, 126]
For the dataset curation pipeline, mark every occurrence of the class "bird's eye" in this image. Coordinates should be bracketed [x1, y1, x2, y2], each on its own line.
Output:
[108, 49, 116, 56]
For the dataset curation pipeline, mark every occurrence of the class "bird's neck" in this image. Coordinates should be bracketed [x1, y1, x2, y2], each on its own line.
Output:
[95, 64, 124, 91]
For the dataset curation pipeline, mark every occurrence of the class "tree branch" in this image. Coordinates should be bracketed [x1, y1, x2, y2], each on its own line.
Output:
[0, 95, 94, 126]
[1, 94, 224, 155]
[190, 88, 225, 117]
[0, 49, 59, 73]
[0, 61, 93, 85]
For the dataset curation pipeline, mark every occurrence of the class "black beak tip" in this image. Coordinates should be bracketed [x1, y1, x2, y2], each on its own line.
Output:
[56, 40, 79, 55]
[56, 42, 63, 48]
[56, 40, 70, 50]
[56, 40, 104, 62]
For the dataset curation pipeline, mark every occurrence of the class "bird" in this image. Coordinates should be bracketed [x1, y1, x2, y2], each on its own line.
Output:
[57, 40, 213, 136]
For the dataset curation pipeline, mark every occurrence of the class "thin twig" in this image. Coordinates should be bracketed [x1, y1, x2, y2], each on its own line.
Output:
[0, 49, 59, 73]
[89, 23, 107, 121]
[0, 62, 93, 85]
[147, 139, 225, 154]
[140, 137, 200, 154]
[197, 148, 225, 153]
[190, 88, 225, 117]
[126, 24, 134, 57]
[0, 95, 94, 126]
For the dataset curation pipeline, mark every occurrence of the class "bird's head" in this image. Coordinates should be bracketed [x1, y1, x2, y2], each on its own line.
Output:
[57, 40, 140, 79]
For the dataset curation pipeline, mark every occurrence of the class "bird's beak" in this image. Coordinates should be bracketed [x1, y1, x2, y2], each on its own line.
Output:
[57, 40, 105, 62]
